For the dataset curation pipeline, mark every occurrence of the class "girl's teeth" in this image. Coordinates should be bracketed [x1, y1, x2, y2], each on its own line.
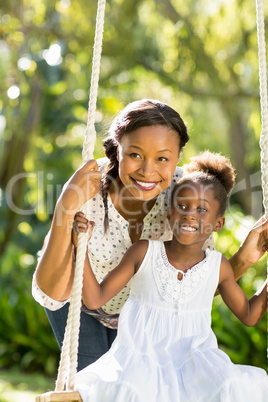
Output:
[182, 226, 196, 232]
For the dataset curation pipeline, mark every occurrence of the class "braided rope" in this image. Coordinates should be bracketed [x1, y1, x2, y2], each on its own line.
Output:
[55, 0, 106, 391]
[66, 232, 90, 390]
[256, 0, 268, 214]
[255, 0, 268, 371]
[82, 0, 106, 162]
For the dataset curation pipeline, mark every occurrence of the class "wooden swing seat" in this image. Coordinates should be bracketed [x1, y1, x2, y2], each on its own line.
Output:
[35, 391, 82, 402]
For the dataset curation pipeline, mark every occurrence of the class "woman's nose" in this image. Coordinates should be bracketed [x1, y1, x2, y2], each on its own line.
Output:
[139, 160, 155, 176]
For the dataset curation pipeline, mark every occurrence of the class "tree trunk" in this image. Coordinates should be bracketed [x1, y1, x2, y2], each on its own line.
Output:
[0, 80, 41, 258]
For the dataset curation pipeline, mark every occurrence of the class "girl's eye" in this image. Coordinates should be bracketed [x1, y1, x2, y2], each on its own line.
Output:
[176, 204, 186, 210]
[198, 206, 207, 213]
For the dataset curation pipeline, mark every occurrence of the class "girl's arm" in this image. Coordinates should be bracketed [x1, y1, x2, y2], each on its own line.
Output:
[229, 216, 268, 280]
[218, 256, 267, 327]
[35, 160, 101, 301]
[82, 238, 149, 310]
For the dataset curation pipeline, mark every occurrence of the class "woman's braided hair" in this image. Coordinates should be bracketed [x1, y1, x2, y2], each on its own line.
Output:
[101, 99, 189, 233]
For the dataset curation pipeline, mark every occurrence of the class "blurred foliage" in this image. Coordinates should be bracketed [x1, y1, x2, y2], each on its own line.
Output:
[0, 367, 55, 401]
[0, 0, 267, 377]
[213, 209, 267, 370]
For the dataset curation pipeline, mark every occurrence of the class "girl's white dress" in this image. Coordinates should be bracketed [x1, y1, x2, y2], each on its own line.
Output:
[75, 240, 268, 402]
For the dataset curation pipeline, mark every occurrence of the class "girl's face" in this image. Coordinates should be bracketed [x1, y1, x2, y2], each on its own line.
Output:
[169, 181, 225, 246]
[116, 125, 181, 201]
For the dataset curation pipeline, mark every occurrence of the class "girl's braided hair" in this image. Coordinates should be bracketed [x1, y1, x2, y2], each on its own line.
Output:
[101, 99, 189, 233]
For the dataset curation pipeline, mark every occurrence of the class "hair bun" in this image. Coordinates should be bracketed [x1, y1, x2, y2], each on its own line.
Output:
[184, 151, 235, 196]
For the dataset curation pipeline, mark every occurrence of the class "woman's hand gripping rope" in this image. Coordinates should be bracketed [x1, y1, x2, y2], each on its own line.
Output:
[72, 211, 94, 257]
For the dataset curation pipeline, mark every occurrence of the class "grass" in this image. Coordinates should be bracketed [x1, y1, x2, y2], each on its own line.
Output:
[0, 368, 56, 402]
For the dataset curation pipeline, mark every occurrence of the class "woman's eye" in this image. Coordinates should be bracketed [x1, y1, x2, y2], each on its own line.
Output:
[158, 156, 168, 162]
[129, 153, 141, 159]
[177, 204, 186, 210]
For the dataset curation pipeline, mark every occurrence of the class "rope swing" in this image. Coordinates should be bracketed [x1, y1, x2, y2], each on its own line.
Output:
[256, 0, 268, 215]
[36, 0, 106, 400]
[36, 0, 267, 400]
[55, 0, 106, 393]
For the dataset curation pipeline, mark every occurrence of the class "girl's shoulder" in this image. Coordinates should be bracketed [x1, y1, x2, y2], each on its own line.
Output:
[132, 239, 163, 258]
[218, 254, 233, 282]
[125, 239, 150, 273]
[130, 239, 150, 253]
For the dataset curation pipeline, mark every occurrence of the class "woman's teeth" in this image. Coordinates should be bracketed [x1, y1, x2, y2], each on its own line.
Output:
[135, 180, 158, 189]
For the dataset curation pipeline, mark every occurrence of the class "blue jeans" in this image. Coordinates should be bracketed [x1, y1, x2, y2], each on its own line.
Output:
[45, 304, 117, 372]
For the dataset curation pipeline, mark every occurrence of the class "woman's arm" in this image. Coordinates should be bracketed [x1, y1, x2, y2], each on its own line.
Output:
[218, 256, 267, 327]
[82, 239, 149, 310]
[229, 216, 268, 280]
[35, 160, 101, 301]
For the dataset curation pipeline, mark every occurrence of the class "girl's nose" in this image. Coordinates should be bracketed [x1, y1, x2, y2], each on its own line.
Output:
[182, 209, 197, 220]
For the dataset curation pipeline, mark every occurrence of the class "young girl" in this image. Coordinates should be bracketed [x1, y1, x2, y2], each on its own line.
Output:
[74, 151, 268, 402]
[32, 99, 268, 371]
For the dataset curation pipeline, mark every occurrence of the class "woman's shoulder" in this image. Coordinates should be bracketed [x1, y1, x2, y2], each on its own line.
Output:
[174, 165, 183, 178]
[96, 156, 109, 173]
[171, 165, 183, 187]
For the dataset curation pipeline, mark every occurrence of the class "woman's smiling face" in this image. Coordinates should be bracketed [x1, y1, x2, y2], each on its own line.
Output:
[116, 125, 181, 202]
